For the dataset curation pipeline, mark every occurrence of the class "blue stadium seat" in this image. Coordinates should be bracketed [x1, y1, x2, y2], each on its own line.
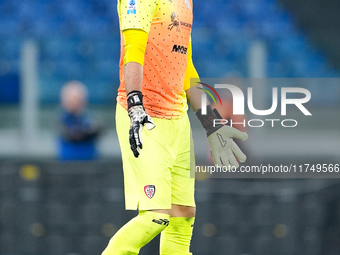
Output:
[80, 234, 106, 255]
[253, 231, 274, 255]
[46, 234, 71, 255]
[0, 0, 338, 105]
[216, 234, 241, 255]
[45, 202, 71, 226]
[218, 200, 239, 226]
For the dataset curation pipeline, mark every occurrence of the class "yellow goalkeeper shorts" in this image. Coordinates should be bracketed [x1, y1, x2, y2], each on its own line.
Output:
[116, 103, 195, 210]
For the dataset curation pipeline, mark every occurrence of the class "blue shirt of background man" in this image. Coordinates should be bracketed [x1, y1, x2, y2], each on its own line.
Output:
[58, 110, 101, 161]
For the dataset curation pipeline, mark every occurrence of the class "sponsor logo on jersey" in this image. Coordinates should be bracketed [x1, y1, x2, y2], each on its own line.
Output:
[127, 0, 137, 15]
[172, 44, 188, 54]
[168, 12, 180, 32]
[184, 0, 191, 10]
[168, 12, 192, 32]
[144, 185, 155, 199]
[180, 21, 192, 29]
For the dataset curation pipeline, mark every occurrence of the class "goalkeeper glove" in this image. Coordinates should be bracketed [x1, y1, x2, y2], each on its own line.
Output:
[196, 105, 248, 168]
[127, 90, 155, 157]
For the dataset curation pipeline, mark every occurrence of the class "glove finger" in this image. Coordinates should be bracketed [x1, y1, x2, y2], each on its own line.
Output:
[133, 147, 140, 158]
[129, 127, 136, 149]
[230, 127, 248, 141]
[146, 116, 156, 130]
[219, 150, 231, 167]
[145, 122, 155, 130]
[133, 123, 142, 150]
[226, 148, 239, 168]
[141, 115, 156, 130]
[221, 156, 231, 168]
[138, 124, 143, 149]
[210, 149, 220, 167]
[231, 141, 247, 163]
[129, 127, 139, 157]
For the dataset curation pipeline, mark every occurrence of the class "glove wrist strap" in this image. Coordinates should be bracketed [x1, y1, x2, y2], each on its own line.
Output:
[196, 105, 223, 136]
[127, 90, 144, 110]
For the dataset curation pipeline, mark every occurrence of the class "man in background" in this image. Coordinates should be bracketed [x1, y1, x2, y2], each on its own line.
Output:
[57, 80, 102, 161]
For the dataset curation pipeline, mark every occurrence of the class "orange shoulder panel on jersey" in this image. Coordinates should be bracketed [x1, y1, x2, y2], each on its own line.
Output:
[117, 0, 193, 119]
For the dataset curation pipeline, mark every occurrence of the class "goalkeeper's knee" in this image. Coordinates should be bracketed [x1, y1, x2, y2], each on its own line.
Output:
[102, 210, 170, 255]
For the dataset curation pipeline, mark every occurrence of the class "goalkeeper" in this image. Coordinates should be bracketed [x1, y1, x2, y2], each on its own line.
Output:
[101, 0, 248, 254]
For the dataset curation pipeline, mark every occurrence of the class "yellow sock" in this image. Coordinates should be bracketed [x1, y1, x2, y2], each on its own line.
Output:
[102, 211, 170, 255]
[160, 217, 195, 255]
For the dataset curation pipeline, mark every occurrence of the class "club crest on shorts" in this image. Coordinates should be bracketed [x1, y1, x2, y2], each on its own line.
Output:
[144, 185, 155, 199]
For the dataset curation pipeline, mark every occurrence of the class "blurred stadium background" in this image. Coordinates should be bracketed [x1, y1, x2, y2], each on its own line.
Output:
[0, 0, 340, 254]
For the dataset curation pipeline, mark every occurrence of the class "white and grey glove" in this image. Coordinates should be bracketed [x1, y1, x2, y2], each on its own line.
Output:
[127, 91, 155, 157]
[196, 106, 248, 168]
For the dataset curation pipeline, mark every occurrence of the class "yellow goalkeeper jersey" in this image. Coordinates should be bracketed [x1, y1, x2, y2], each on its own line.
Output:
[117, 0, 193, 119]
